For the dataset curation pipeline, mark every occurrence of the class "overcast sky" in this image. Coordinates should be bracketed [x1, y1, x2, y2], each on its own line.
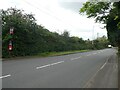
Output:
[0, 0, 107, 40]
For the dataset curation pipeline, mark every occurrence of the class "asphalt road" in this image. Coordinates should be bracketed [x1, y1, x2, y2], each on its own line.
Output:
[2, 48, 118, 88]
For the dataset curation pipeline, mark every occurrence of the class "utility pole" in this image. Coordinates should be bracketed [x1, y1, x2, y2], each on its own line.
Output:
[92, 25, 94, 45]
[97, 33, 99, 39]
[0, 17, 2, 58]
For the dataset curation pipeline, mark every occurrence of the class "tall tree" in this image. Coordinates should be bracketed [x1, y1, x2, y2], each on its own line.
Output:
[1, 7, 109, 58]
[80, 1, 120, 52]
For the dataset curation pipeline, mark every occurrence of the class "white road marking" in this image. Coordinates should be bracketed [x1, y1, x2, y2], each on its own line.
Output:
[71, 56, 81, 61]
[36, 61, 64, 69]
[92, 53, 97, 55]
[84, 56, 110, 88]
[36, 64, 51, 69]
[100, 56, 109, 70]
[100, 62, 107, 70]
[0, 74, 11, 79]
[86, 54, 91, 56]
[50, 61, 64, 65]
[71, 58, 75, 61]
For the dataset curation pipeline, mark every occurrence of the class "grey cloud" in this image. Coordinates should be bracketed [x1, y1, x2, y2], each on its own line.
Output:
[58, 2, 84, 13]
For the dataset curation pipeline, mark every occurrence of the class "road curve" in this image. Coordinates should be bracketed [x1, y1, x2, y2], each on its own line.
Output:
[2, 48, 118, 88]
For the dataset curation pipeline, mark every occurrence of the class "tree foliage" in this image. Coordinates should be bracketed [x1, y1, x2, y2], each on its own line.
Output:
[80, 1, 120, 53]
[93, 36, 109, 49]
[2, 8, 108, 58]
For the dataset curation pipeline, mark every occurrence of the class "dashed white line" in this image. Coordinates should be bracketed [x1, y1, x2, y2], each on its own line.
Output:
[36, 61, 64, 69]
[0, 74, 11, 79]
[71, 56, 81, 61]
[86, 54, 91, 56]
[36, 64, 51, 69]
[71, 58, 75, 61]
[92, 53, 97, 55]
[50, 61, 64, 66]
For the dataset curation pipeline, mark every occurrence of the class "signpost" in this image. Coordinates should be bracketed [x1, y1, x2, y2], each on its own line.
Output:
[8, 40, 12, 51]
[10, 27, 14, 34]
[8, 27, 14, 56]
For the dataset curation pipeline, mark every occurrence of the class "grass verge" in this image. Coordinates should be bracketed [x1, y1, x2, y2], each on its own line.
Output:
[36, 50, 90, 57]
[3, 50, 90, 60]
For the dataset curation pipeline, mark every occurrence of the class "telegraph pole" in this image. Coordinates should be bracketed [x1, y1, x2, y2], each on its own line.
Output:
[92, 25, 94, 45]
[97, 33, 99, 39]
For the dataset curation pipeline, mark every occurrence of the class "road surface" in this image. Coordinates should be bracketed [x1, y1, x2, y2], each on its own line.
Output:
[2, 48, 118, 88]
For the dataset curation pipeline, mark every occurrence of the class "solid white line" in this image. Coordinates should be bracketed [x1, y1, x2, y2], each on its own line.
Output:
[84, 56, 110, 88]
[100, 62, 107, 70]
[100, 56, 110, 70]
[36, 61, 64, 69]
[0, 74, 11, 79]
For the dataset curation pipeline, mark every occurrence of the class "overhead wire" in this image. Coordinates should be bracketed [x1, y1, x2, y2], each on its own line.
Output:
[22, 0, 77, 31]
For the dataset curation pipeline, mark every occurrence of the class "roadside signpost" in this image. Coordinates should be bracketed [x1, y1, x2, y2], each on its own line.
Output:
[8, 27, 14, 56]
[10, 27, 14, 35]
[8, 40, 12, 51]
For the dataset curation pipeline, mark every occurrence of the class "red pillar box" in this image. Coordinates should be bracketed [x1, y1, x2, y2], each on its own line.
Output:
[8, 41, 12, 51]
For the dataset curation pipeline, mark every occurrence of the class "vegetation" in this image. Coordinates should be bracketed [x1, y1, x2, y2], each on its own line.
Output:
[2, 8, 109, 58]
[36, 50, 89, 57]
[80, 1, 120, 54]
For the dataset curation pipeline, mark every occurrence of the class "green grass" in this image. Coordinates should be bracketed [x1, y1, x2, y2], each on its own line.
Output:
[3, 50, 90, 60]
[36, 50, 90, 57]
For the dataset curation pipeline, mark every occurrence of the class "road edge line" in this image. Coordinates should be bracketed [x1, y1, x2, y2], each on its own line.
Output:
[83, 56, 110, 88]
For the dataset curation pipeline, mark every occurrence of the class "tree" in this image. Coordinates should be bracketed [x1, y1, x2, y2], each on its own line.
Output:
[2, 8, 38, 57]
[2, 7, 108, 58]
[80, 1, 120, 52]
[93, 36, 109, 49]
[62, 30, 70, 38]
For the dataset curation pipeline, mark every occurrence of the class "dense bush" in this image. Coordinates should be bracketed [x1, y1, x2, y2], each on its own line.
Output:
[2, 8, 108, 58]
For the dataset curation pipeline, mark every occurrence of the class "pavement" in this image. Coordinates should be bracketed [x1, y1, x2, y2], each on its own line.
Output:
[2, 48, 118, 88]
